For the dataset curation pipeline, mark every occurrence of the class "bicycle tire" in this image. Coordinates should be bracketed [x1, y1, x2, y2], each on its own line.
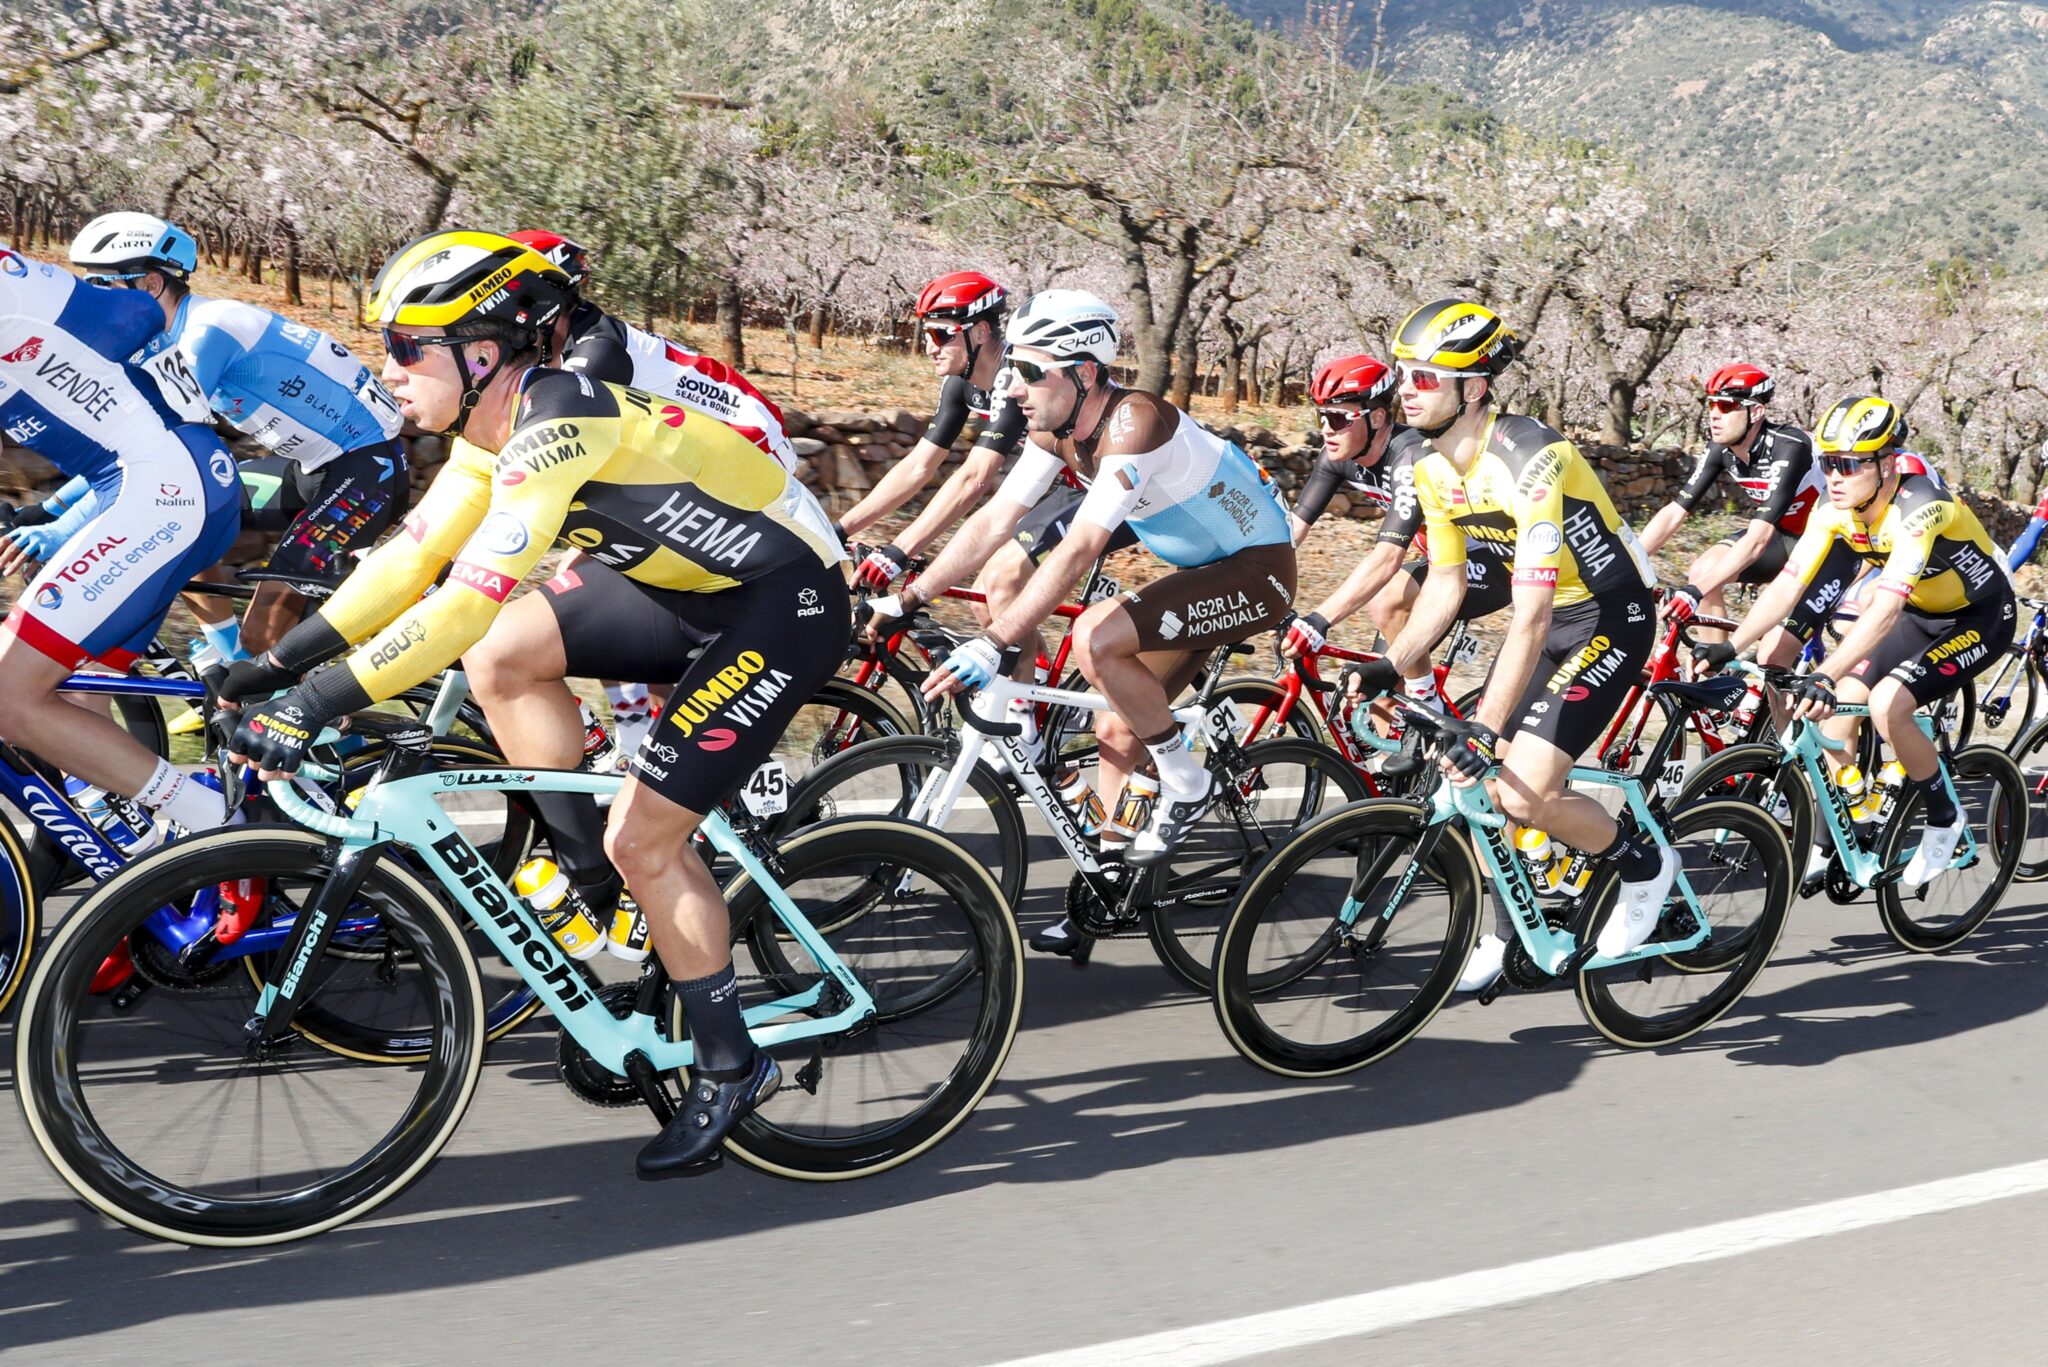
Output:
[1142, 737, 1374, 992]
[1575, 798, 1792, 1048]
[1675, 741, 1817, 887]
[716, 817, 1021, 1178]
[240, 737, 546, 1060]
[15, 827, 485, 1246]
[0, 811, 41, 1019]
[2010, 714, 2048, 882]
[1875, 744, 2025, 952]
[773, 732, 1029, 913]
[1213, 798, 1479, 1078]
[780, 676, 917, 782]
[1205, 675, 1333, 748]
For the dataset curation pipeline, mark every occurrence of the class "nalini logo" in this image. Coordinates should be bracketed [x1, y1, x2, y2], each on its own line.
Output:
[1, 336, 45, 363]
[34, 585, 60, 611]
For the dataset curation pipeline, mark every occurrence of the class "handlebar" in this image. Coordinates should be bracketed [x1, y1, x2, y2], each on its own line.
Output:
[269, 771, 375, 840]
[955, 695, 1022, 737]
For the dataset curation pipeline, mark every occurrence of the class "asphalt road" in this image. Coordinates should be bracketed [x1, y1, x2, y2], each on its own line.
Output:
[6, 844, 2048, 1365]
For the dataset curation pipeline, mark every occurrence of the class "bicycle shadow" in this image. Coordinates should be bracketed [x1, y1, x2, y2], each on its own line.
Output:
[0, 991, 1600, 1349]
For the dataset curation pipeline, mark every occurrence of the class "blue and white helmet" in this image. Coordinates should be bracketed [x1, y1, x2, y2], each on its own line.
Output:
[1005, 289, 1118, 364]
[69, 211, 199, 281]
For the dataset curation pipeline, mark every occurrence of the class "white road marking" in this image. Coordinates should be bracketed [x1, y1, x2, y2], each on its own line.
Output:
[987, 1157, 2048, 1366]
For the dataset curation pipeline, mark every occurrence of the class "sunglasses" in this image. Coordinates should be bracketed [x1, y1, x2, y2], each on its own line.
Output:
[1010, 356, 1083, 385]
[85, 272, 150, 290]
[382, 328, 472, 367]
[1706, 398, 1754, 415]
[1394, 362, 1481, 392]
[922, 322, 965, 349]
[1821, 453, 1884, 476]
[1317, 406, 1365, 434]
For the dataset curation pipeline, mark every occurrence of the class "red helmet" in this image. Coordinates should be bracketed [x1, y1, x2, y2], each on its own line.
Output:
[508, 230, 590, 290]
[1311, 354, 1396, 409]
[916, 270, 1007, 323]
[1706, 362, 1774, 406]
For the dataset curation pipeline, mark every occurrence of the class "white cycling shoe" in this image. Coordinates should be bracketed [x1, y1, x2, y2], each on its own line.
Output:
[1803, 845, 1832, 886]
[1456, 934, 1506, 993]
[1902, 815, 1969, 889]
[1598, 846, 1680, 958]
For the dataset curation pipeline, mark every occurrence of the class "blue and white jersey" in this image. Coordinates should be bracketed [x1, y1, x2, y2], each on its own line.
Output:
[0, 245, 215, 489]
[139, 294, 402, 470]
[998, 402, 1290, 568]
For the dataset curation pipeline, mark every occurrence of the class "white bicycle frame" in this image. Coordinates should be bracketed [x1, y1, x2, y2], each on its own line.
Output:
[912, 676, 1233, 876]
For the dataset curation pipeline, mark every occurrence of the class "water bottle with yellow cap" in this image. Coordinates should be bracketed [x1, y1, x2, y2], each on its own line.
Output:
[512, 857, 606, 960]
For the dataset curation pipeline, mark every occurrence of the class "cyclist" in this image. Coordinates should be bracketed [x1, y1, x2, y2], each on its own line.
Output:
[508, 229, 796, 470]
[867, 289, 1295, 877]
[2006, 448, 2048, 571]
[52, 211, 406, 658]
[1696, 395, 2014, 889]
[1640, 363, 1820, 653]
[1346, 299, 1675, 993]
[509, 228, 798, 759]
[837, 271, 1027, 591]
[0, 242, 240, 831]
[1281, 353, 1513, 709]
[222, 231, 849, 1180]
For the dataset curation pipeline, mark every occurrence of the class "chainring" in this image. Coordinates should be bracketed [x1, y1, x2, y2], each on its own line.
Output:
[1825, 856, 1864, 905]
[557, 981, 648, 1108]
[129, 925, 240, 991]
[1064, 869, 1143, 938]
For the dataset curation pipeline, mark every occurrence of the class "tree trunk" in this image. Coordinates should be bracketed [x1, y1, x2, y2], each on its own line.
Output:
[808, 306, 827, 350]
[1167, 309, 1202, 409]
[1600, 378, 1636, 448]
[1222, 350, 1243, 415]
[715, 277, 745, 368]
[283, 226, 302, 306]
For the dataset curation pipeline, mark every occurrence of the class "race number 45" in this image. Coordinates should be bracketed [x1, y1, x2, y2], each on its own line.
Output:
[740, 759, 791, 817]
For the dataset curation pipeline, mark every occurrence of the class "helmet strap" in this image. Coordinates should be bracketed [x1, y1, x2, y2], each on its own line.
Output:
[1852, 459, 1898, 520]
[1419, 378, 1479, 440]
[1054, 364, 1094, 443]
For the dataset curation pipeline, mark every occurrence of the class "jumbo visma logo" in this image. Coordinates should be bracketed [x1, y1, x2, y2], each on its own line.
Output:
[666, 650, 796, 742]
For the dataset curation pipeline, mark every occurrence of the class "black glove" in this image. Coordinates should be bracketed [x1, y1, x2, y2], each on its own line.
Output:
[1691, 640, 1738, 674]
[830, 521, 849, 545]
[1339, 656, 1400, 700]
[6, 501, 55, 530]
[1789, 674, 1836, 710]
[1441, 718, 1500, 782]
[227, 689, 329, 775]
[219, 654, 301, 703]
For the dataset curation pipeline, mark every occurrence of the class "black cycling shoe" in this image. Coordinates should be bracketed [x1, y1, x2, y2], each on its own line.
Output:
[636, 1051, 781, 1181]
[1028, 916, 1090, 959]
[1125, 775, 1216, 868]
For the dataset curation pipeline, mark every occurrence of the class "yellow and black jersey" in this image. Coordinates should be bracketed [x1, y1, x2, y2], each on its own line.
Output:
[1786, 474, 2010, 616]
[318, 368, 844, 701]
[1412, 413, 1655, 608]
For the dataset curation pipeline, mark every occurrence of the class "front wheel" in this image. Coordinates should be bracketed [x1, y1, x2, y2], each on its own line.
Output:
[1213, 798, 1478, 1078]
[0, 811, 40, 1019]
[717, 817, 1022, 1178]
[1575, 798, 1793, 1048]
[15, 828, 485, 1245]
[1875, 745, 2026, 952]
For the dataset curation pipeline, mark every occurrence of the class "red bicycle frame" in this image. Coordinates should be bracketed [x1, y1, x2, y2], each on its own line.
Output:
[1593, 611, 1743, 774]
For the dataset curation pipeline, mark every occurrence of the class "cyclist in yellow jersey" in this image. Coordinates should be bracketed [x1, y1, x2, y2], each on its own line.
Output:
[222, 231, 848, 1179]
[1699, 395, 2014, 889]
[1346, 299, 1676, 992]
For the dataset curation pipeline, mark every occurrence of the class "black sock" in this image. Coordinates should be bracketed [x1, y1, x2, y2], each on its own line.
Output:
[533, 791, 611, 881]
[1910, 775, 1960, 829]
[672, 966, 753, 1077]
[1601, 829, 1662, 882]
[570, 868, 623, 923]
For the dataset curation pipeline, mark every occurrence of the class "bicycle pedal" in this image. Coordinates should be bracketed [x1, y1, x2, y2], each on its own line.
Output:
[1475, 979, 1506, 1006]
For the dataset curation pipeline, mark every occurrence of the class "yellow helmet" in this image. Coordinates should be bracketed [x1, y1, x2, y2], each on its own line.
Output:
[1814, 395, 1908, 455]
[1393, 298, 1518, 376]
[365, 229, 572, 342]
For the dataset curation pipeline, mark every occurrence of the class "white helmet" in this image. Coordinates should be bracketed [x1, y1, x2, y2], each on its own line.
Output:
[70, 211, 198, 279]
[1005, 289, 1118, 364]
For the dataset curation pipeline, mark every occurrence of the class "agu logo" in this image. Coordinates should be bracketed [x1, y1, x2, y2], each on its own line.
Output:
[33, 585, 61, 611]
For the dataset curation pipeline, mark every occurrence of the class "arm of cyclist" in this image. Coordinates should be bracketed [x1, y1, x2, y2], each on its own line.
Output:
[1283, 541, 1405, 658]
[2009, 516, 2047, 573]
[0, 482, 102, 571]
[874, 439, 1063, 638]
[249, 441, 494, 680]
[1640, 445, 1725, 557]
[1677, 516, 1778, 608]
[926, 516, 1110, 700]
[841, 375, 977, 541]
[889, 445, 1006, 561]
[1288, 453, 1349, 545]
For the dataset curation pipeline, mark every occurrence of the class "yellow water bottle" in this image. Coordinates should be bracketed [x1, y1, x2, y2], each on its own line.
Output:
[607, 895, 652, 963]
[512, 858, 605, 961]
[1515, 825, 1559, 893]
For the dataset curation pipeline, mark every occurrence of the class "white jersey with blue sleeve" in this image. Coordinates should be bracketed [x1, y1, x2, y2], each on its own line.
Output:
[143, 295, 402, 470]
[996, 395, 1290, 568]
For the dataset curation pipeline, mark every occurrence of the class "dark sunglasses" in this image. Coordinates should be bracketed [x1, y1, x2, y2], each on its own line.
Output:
[1394, 362, 1480, 393]
[1011, 357, 1082, 385]
[382, 328, 470, 367]
[1820, 453, 1883, 476]
[1317, 406, 1365, 434]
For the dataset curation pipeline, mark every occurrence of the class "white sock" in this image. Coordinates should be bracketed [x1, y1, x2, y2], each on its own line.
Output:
[605, 681, 651, 713]
[1145, 729, 1206, 796]
[1403, 674, 1437, 701]
[132, 758, 226, 830]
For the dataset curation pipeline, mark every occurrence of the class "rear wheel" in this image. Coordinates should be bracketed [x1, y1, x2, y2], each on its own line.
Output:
[1875, 745, 2025, 952]
[0, 812, 40, 1019]
[1971, 650, 2038, 752]
[2007, 716, 2048, 882]
[1205, 675, 1332, 748]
